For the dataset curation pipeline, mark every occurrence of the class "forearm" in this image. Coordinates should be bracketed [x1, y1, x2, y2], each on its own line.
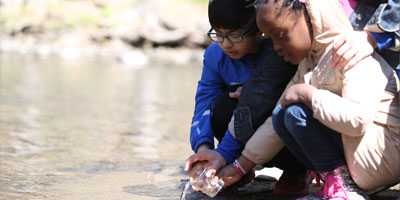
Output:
[215, 130, 243, 164]
[190, 118, 215, 151]
[190, 83, 223, 151]
[311, 81, 392, 137]
[237, 155, 257, 172]
[365, 31, 378, 49]
[242, 117, 285, 165]
[197, 143, 212, 152]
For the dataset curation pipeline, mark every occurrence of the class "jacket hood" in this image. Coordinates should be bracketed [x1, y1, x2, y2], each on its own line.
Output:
[305, 0, 353, 59]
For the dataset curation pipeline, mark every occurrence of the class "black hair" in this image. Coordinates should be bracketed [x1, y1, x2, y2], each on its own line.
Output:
[254, 0, 312, 34]
[254, 0, 306, 15]
[208, 0, 259, 33]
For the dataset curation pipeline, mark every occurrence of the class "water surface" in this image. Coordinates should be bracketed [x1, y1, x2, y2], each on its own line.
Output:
[0, 54, 201, 200]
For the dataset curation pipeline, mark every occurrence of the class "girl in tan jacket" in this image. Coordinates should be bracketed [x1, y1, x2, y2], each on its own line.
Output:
[185, 0, 399, 198]
[248, 0, 399, 199]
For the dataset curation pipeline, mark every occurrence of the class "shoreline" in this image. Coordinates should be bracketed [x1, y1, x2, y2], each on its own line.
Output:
[183, 167, 400, 200]
[0, 34, 206, 66]
[0, 0, 210, 66]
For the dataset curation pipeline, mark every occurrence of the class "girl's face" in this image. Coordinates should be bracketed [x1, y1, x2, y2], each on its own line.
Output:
[215, 28, 261, 59]
[256, 1, 312, 64]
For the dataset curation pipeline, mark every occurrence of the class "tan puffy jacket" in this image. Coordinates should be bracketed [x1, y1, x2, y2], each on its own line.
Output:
[242, 0, 400, 190]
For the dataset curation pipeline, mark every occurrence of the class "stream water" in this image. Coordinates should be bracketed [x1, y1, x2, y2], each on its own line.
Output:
[0, 54, 201, 200]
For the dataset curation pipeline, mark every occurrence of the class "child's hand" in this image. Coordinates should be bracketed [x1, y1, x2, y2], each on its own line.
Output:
[229, 87, 242, 99]
[187, 161, 208, 191]
[331, 31, 375, 71]
[216, 164, 242, 189]
[281, 84, 316, 110]
[185, 149, 227, 180]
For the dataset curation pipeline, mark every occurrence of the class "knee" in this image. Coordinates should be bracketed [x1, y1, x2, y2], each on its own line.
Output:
[272, 104, 286, 134]
[284, 103, 307, 118]
[272, 103, 312, 135]
[283, 103, 310, 131]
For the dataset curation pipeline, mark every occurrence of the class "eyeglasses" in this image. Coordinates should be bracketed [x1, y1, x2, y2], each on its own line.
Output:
[207, 28, 252, 43]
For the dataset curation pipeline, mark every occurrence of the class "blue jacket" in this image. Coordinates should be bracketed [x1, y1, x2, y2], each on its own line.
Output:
[190, 41, 268, 152]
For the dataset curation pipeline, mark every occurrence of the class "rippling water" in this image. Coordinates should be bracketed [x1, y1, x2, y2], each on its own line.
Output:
[0, 54, 201, 200]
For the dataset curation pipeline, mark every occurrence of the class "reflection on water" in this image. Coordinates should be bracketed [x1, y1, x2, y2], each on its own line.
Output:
[0, 54, 201, 199]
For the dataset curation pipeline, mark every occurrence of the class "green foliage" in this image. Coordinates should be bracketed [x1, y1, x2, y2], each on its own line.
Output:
[65, 18, 78, 28]
[80, 14, 95, 26]
[101, 6, 112, 18]
[0, 13, 8, 22]
[64, 14, 96, 28]
[194, 0, 209, 4]
[172, 0, 208, 5]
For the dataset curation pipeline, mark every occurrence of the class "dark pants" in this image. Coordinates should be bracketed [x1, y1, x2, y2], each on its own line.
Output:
[272, 103, 345, 172]
[211, 92, 306, 173]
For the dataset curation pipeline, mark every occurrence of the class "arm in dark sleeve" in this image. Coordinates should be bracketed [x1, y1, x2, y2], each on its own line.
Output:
[229, 39, 298, 145]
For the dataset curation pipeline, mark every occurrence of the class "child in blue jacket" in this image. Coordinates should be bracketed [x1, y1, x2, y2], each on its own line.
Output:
[188, 0, 307, 196]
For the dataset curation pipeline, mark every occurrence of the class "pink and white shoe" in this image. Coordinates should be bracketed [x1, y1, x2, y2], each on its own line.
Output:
[322, 165, 369, 200]
[297, 165, 369, 200]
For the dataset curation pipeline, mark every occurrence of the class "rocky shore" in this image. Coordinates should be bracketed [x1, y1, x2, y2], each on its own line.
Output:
[0, 0, 211, 65]
[183, 167, 400, 200]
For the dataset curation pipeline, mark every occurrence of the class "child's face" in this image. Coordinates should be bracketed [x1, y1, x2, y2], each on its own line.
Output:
[256, 1, 312, 64]
[214, 28, 261, 59]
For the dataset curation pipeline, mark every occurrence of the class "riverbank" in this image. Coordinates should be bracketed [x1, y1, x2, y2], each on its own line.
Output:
[0, 0, 210, 65]
[183, 167, 400, 200]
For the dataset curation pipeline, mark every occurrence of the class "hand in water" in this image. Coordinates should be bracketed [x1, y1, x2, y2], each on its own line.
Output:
[184, 161, 224, 197]
[187, 161, 208, 191]
[185, 149, 227, 186]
